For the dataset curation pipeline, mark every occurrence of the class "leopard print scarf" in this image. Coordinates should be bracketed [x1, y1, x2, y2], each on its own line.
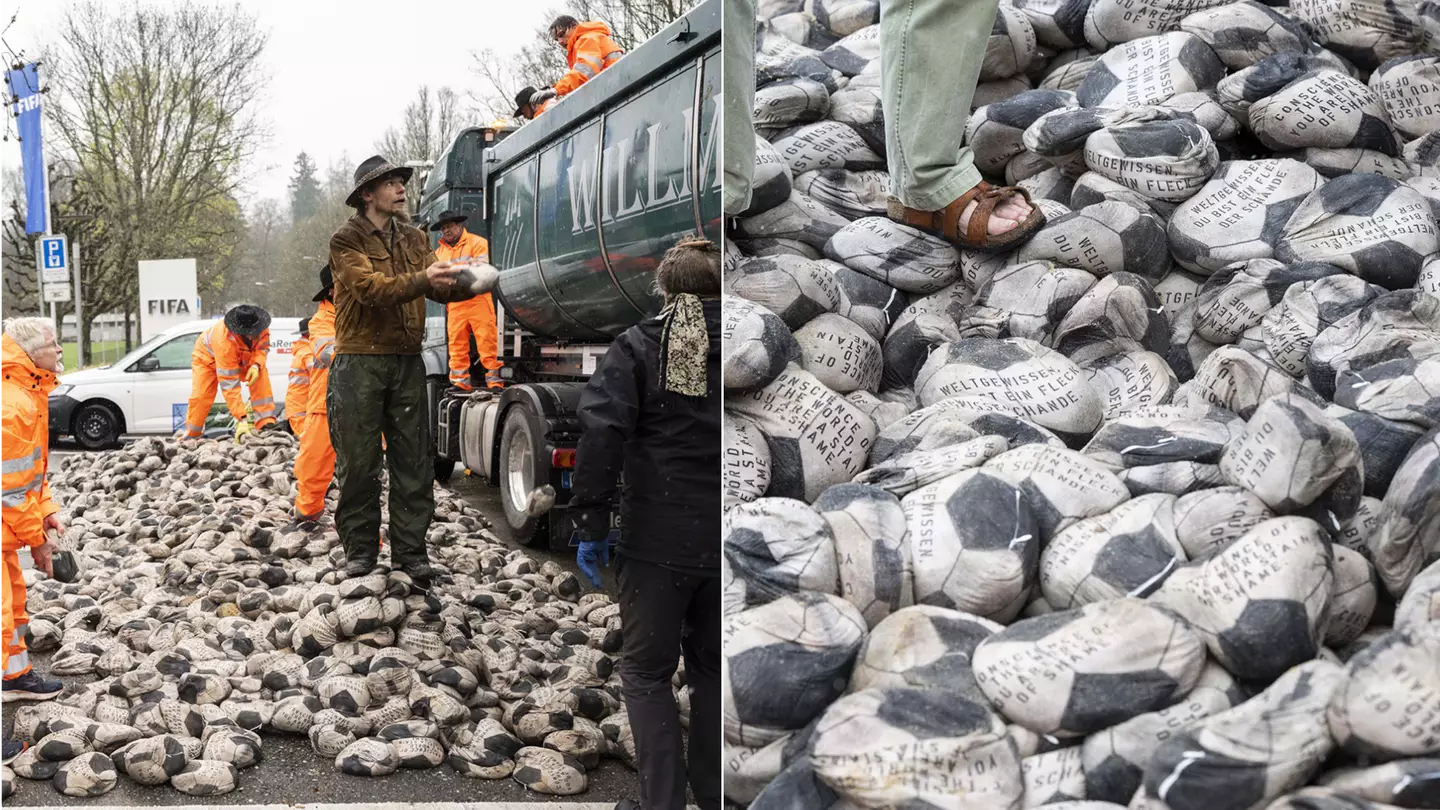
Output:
[658, 293, 709, 397]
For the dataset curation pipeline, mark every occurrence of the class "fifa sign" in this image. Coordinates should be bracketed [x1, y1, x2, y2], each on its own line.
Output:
[138, 259, 200, 341]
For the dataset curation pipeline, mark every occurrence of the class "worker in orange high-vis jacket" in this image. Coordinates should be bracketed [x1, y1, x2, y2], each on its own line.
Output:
[513, 86, 555, 120]
[286, 317, 314, 437]
[552, 15, 624, 96]
[432, 210, 504, 391]
[523, 15, 624, 112]
[183, 305, 277, 439]
[2, 318, 67, 731]
[292, 266, 337, 529]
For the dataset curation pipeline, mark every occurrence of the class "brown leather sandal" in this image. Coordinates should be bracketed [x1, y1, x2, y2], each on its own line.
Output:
[886, 181, 1047, 253]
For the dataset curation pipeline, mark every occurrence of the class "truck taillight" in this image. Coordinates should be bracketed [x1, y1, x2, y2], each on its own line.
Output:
[552, 449, 577, 468]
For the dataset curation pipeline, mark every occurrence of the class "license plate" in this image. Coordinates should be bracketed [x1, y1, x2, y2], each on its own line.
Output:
[561, 471, 572, 489]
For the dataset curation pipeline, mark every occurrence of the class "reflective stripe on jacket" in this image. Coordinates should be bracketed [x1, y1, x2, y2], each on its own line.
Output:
[434, 230, 489, 266]
[307, 301, 338, 416]
[2, 335, 58, 551]
[554, 21, 624, 96]
[191, 321, 273, 421]
[287, 336, 314, 420]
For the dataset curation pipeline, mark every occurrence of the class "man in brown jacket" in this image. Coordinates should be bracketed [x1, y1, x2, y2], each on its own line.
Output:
[328, 155, 488, 579]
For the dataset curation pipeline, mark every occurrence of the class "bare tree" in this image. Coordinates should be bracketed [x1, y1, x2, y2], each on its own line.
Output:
[324, 154, 356, 201]
[223, 155, 358, 323]
[223, 198, 286, 315]
[277, 188, 353, 312]
[375, 86, 468, 206]
[2, 161, 118, 358]
[471, 0, 696, 119]
[585, 0, 696, 48]
[42, 0, 269, 349]
[1, 168, 40, 319]
[471, 41, 567, 121]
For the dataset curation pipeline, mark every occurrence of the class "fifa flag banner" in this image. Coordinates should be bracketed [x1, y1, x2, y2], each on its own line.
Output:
[5, 63, 47, 234]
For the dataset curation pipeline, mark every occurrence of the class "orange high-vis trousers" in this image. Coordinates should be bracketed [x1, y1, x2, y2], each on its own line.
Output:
[293, 412, 335, 520]
[185, 359, 277, 437]
[447, 294, 502, 390]
[2, 543, 32, 680]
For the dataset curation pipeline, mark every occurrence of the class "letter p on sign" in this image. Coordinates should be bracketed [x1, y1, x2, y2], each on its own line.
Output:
[39, 234, 69, 283]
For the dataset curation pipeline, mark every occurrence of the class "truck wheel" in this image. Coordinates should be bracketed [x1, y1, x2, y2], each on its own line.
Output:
[498, 405, 549, 547]
[73, 402, 122, 450]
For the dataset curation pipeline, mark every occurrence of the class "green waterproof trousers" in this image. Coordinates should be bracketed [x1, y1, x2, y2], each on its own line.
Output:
[326, 354, 434, 566]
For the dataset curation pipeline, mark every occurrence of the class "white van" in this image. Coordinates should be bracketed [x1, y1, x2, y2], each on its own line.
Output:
[49, 318, 303, 449]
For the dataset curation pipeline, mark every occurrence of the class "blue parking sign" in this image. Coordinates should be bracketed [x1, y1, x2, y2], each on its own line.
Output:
[42, 238, 64, 268]
[39, 234, 68, 283]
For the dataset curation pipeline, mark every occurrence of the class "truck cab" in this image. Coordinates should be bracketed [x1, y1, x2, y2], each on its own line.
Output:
[416, 0, 720, 548]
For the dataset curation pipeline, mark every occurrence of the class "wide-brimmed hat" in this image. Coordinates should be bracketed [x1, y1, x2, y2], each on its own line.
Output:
[514, 86, 539, 116]
[428, 210, 468, 231]
[345, 155, 413, 208]
[311, 263, 333, 302]
[299, 317, 311, 337]
[224, 305, 271, 338]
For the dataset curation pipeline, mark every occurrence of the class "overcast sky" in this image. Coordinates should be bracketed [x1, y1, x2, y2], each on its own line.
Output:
[2, 0, 555, 212]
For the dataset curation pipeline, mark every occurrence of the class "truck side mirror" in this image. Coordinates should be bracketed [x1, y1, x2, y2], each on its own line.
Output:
[137, 356, 160, 372]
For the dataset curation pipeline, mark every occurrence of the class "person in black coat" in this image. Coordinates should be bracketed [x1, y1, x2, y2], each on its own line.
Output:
[568, 236, 721, 810]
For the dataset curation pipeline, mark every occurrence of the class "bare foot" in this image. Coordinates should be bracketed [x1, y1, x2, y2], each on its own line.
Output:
[956, 188, 1036, 237]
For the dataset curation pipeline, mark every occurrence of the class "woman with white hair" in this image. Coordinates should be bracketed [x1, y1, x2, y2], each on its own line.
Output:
[2, 317, 66, 761]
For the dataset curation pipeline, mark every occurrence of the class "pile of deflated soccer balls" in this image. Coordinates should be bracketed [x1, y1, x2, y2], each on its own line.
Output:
[1, 434, 684, 799]
[723, 0, 1440, 807]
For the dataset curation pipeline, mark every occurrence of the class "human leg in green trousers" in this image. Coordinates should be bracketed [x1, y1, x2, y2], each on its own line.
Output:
[327, 354, 386, 570]
[327, 354, 434, 576]
[379, 355, 434, 570]
[724, 0, 758, 216]
[881, 0, 1043, 247]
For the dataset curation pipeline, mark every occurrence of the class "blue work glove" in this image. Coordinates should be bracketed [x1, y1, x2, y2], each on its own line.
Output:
[575, 534, 610, 589]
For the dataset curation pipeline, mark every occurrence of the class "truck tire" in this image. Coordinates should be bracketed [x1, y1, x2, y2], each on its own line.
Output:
[498, 404, 550, 547]
[73, 402, 122, 451]
[428, 377, 456, 483]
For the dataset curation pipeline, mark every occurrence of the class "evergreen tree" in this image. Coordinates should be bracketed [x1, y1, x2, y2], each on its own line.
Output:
[288, 151, 323, 224]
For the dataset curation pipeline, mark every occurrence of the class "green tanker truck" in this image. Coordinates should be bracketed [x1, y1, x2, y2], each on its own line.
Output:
[416, 0, 721, 549]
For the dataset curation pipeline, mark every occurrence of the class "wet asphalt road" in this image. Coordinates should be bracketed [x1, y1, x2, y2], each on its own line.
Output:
[3, 451, 641, 807]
